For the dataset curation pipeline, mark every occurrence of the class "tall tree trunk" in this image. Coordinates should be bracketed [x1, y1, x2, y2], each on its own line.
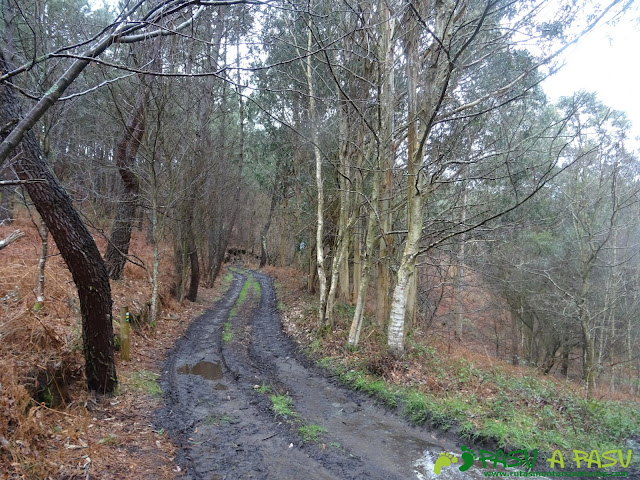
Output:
[337, 103, 351, 301]
[454, 172, 467, 341]
[278, 198, 288, 267]
[326, 98, 352, 326]
[578, 274, 596, 396]
[348, 170, 380, 346]
[148, 161, 161, 326]
[375, 0, 395, 328]
[387, 182, 424, 354]
[186, 230, 200, 302]
[260, 187, 278, 268]
[103, 88, 147, 280]
[405, 269, 417, 331]
[0, 48, 116, 393]
[352, 219, 361, 304]
[260, 160, 281, 268]
[560, 336, 570, 378]
[387, 10, 421, 355]
[338, 176, 351, 302]
[174, 237, 188, 302]
[304, 10, 327, 329]
[352, 175, 362, 305]
[511, 312, 520, 367]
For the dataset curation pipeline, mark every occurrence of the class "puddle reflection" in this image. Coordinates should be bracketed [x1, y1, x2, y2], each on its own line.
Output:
[178, 361, 223, 381]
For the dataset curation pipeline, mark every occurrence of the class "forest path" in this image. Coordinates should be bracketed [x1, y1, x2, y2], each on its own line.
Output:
[156, 269, 485, 480]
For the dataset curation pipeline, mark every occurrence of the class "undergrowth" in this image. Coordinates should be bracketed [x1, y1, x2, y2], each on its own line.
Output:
[125, 369, 162, 397]
[0, 212, 232, 479]
[267, 267, 640, 458]
[315, 351, 640, 455]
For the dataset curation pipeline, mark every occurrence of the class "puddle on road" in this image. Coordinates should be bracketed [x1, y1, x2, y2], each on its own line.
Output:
[178, 361, 223, 381]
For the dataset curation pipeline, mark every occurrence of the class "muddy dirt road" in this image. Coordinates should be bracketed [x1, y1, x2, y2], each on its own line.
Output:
[157, 269, 484, 480]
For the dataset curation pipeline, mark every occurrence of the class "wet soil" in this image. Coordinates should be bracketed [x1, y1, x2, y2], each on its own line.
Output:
[156, 269, 473, 479]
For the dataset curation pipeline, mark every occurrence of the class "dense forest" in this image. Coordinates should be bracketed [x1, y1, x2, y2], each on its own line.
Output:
[1, 0, 640, 464]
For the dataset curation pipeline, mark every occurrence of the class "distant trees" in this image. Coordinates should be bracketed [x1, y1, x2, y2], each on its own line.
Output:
[480, 93, 640, 395]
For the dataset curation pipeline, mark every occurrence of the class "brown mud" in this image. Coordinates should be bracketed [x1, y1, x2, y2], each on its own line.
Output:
[157, 269, 484, 480]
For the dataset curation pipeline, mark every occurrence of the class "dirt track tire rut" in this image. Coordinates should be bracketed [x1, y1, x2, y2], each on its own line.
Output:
[158, 269, 458, 480]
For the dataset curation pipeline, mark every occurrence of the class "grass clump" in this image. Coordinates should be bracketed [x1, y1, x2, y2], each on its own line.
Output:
[401, 390, 464, 430]
[309, 343, 640, 453]
[298, 423, 326, 443]
[255, 382, 271, 394]
[222, 322, 233, 342]
[340, 370, 398, 407]
[213, 270, 235, 301]
[97, 434, 120, 446]
[270, 393, 295, 419]
[237, 276, 254, 306]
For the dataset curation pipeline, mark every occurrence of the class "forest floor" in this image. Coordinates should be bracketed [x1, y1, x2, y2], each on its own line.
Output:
[1, 215, 214, 480]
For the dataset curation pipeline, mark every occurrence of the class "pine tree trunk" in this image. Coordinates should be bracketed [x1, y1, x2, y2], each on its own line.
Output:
[104, 89, 147, 280]
[0, 48, 116, 393]
[104, 189, 138, 279]
[186, 233, 200, 302]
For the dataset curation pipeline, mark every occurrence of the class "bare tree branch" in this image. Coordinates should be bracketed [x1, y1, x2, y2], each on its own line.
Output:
[0, 229, 25, 250]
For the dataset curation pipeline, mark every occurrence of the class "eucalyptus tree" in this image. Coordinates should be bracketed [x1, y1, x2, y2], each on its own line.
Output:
[382, 0, 630, 354]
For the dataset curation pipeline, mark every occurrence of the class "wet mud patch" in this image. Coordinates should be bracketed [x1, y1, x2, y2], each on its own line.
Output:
[177, 360, 223, 381]
[156, 269, 491, 479]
